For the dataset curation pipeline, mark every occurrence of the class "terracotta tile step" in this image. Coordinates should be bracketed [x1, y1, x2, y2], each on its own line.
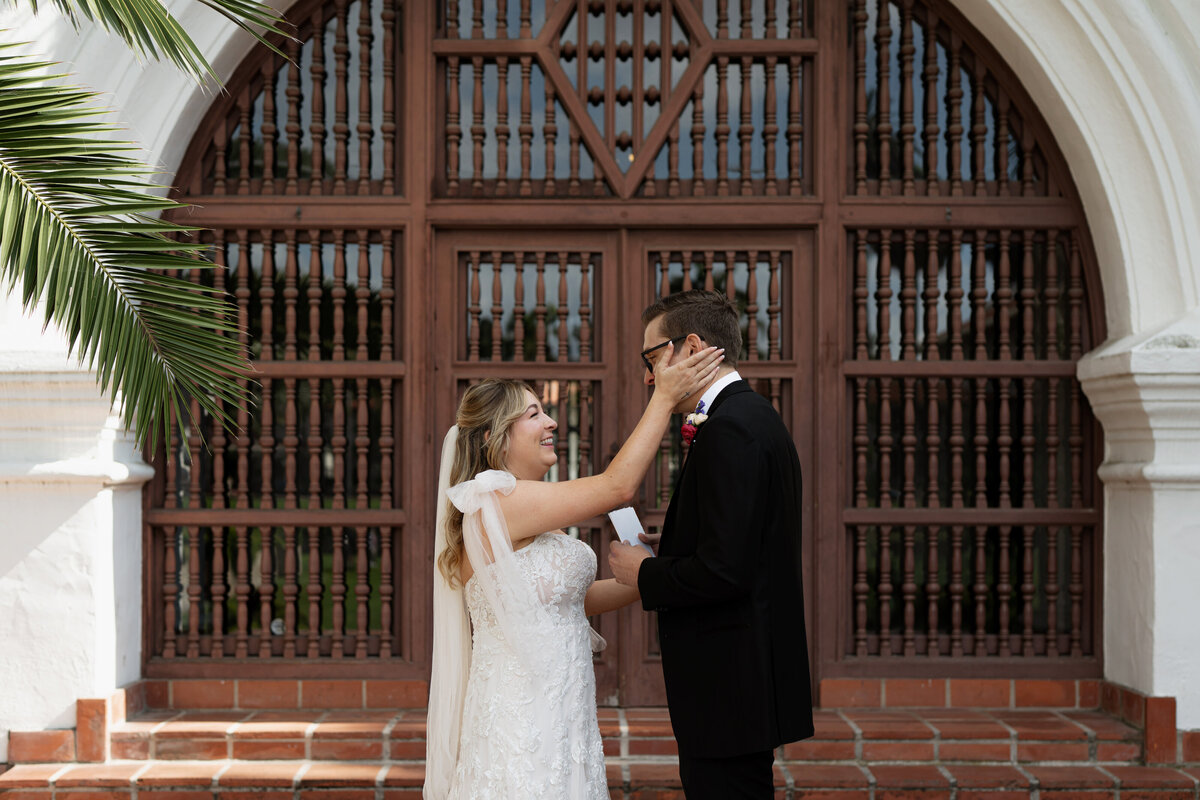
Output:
[106, 707, 1145, 766]
[2, 761, 1197, 799]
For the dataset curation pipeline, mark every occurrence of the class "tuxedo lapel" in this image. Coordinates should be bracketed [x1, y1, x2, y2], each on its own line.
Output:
[659, 380, 753, 553]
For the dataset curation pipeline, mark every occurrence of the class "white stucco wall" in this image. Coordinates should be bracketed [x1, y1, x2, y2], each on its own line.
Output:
[1, 0, 1199, 741]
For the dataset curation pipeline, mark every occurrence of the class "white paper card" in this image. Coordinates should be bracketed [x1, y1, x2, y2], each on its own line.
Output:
[607, 507, 655, 556]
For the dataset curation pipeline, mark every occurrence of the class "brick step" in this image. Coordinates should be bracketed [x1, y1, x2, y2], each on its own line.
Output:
[2, 760, 1199, 799]
[102, 707, 1150, 767]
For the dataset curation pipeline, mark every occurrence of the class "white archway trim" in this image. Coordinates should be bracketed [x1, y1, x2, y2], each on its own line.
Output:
[949, 0, 1200, 340]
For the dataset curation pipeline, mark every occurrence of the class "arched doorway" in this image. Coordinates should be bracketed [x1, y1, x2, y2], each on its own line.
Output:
[145, 0, 1105, 703]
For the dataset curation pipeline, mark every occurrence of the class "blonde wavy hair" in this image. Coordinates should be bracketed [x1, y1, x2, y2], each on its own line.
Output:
[437, 378, 536, 588]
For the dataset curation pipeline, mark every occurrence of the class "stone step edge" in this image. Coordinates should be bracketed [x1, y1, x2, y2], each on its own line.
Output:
[2, 760, 1199, 795]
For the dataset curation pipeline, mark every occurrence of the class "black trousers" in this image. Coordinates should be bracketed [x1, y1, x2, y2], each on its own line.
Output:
[677, 749, 775, 800]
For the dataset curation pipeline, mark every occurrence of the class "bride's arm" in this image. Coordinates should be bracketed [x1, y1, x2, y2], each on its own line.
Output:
[584, 578, 639, 615]
[497, 344, 723, 543]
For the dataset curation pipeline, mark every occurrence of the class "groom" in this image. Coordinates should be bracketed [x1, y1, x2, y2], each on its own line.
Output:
[609, 290, 814, 799]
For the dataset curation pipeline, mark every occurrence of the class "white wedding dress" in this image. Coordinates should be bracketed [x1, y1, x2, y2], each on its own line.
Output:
[445, 472, 607, 800]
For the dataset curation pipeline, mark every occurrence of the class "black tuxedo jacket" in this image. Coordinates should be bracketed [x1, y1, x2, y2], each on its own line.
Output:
[637, 380, 814, 758]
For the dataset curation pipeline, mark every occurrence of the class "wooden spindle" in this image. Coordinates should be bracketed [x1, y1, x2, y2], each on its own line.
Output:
[446, 57, 462, 195]
[667, 120, 681, 196]
[512, 252, 526, 360]
[902, 377, 916, 506]
[1069, 524, 1083, 656]
[544, 80, 558, 196]
[763, 56, 778, 195]
[355, 530, 370, 658]
[1046, 524, 1060, 656]
[876, 230, 893, 361]
[715, 57, 730, 195]
[472, 57, 486, 194]
[568, 118, 582, 195]
[788, 0, 801, 37]
[496, 0, 508, 38]
[332, 0, 350, 195]
[519, 0, 531, 37]
[331, 529, 346, 656]
[1022, 524, 1035, 655]
[854, 230, 870, 358]
[162, 527, 179, 657]
[1046, 230, 1062, 360]
[261, 231, 276, 361]
[972, 524, 987, 655]
[1020, 231, 1036, 360]
[535, 252, 548, 361]
[922, 9, 939, 195]
[237, 86, 252, 194]
[356, 232, 371, 360]
[382, 0, 396, 193]
[853, 0, 868, 194]
[307, 527, 323, 656]
[925, 525, 940, 655]
[284, 379, 299, 508]
[947, 34, 963, 195]
[971, 230, 988, 358]
[768, 250, 781, 359]
[902, 524, 916, 655]
[283, 526, 298, 657]
[971, 57, 987, 195]
[973, 378, 987, 508]
[332, 231, 347, 360]
[900, 0, 916, 195]
[996, 90, 1010, 196]
[926, 377, 941, 507]
[1021, 121, 1036, 197]
[740, 0, 752, 37]
[261, 376, 275, 509]
[471, 0, 483, 38]
[496, 57, 511, 195]
[557, 251, 570, 361]
[285, 39, 301, 195]
[309, 9, 327, 195]
[764, 0, 777, 37]
[356, 0, 374, 195]
[948, 229, 964, 359]
[447, 0, 459, 37]
[879, 526, 893, 656]
[949, 525, 964, 656]
[187, 400, 203, 508]
[519, 57, 534, 195]
[212, 118, 228, 195]
[468, 251, 482, 360]
[284, 230, 299, 361]
[234, 526, 250, 657]
[716, 0, 729, 38]
[876, 0, 893, 195]
[380, 379, 393, 508]
[997, 229, 1013, 360]
[492, 251, 505, 360]
[879, 378, 894, 509]
[580, 254, 592, 361]
[738, 57, 753, 195]
[691, 76, 706, 196]
[950, 377, 964, 507]
[900, 229, 917, 359]
[332, 378, 347, 511]
[381, 234, 394, 360]
[380, 525, 394, 657]
[924, 231, 940, 360]
[261, 60, 278, 193]
[746, 251, 759, 358]
[997, 524, 1012, 656]
[258, 527, 276, 657]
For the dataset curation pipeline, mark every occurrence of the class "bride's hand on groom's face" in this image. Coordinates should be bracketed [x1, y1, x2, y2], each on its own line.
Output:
[654, 343, 724, 404]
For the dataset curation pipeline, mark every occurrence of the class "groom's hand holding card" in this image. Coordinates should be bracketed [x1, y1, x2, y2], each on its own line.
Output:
[607, 507, 655, 556]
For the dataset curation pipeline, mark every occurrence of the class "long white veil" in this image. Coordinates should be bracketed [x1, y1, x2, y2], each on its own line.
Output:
[424, 426, 469, 800]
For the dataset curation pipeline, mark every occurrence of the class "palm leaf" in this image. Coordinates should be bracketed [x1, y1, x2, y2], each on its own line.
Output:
[0, 45, 250, 451]
[12, 0, 293, 81]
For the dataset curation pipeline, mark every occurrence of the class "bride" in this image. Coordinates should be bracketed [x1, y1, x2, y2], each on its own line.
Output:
[424, 342, 724, 800]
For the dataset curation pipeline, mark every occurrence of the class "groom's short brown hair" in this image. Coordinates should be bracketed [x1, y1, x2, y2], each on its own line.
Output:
[642, 290, 743, 367]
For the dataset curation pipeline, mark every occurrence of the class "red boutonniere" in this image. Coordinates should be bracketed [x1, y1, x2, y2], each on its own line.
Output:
[681, 411, 709, 445]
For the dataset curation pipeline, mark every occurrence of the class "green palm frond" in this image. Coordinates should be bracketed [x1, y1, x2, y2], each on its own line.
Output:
[17, 0, 292, 81]
[0, 44, 249, 451]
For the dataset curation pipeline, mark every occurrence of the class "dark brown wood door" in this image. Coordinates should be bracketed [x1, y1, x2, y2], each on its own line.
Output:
[148, 0, 1106, 689]
[432, 227, 814, 707]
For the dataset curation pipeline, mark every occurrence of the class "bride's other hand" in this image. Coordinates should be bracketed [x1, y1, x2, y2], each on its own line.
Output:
[652, 343, 724, 404]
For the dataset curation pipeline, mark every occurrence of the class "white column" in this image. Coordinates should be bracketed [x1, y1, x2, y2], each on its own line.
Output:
[1079, 307, 1200, 730]
[0, 296, 152, 763]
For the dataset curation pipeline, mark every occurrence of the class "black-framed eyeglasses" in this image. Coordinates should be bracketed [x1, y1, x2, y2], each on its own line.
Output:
[640, 335, 689, 372]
